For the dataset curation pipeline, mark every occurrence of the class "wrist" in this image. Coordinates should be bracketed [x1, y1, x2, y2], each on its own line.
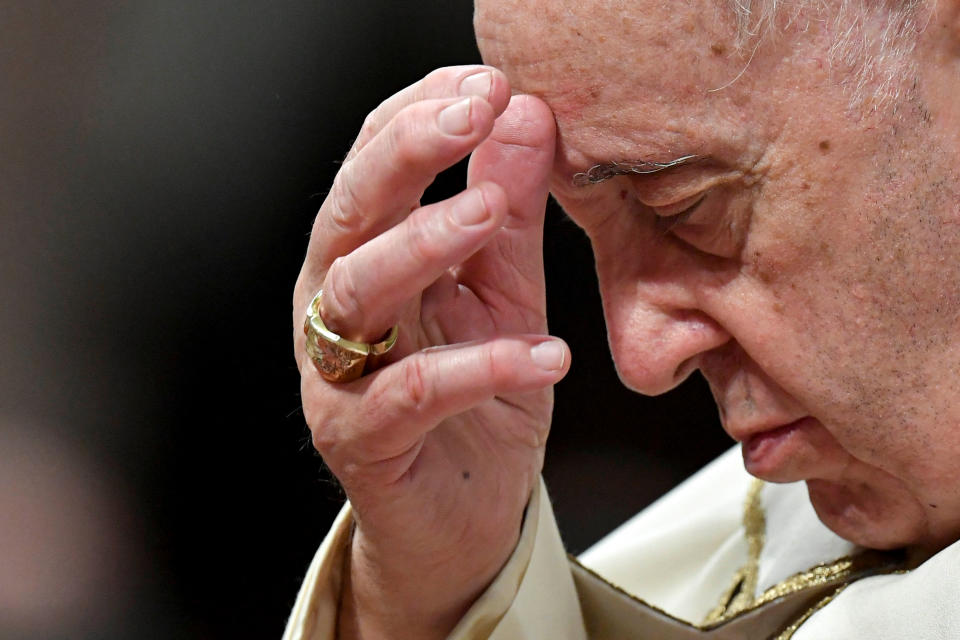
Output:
[340, 511, 523, 640]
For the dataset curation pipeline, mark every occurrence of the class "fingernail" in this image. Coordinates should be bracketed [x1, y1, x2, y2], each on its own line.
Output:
[437, 97, 473, 136]
[452, 189, 490, 226]
[530, 341, 565, 371]
[459, 71, 492, 99]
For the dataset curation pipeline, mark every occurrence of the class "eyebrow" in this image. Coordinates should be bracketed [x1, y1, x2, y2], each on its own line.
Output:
[572, 154, 702, 187]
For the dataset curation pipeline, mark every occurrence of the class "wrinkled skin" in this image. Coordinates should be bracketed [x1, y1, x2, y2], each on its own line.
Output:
[294, 1, 960, 638]
[477, 0, 960, 552]
[293, 67, 569, 639]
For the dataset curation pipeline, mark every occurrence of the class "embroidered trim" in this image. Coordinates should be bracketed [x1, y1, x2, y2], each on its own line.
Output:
[574, 477, 910, 636]
[573, 548, 907, 636]
[701, 479, 906, 631]
[702, 478, 766, 624]
[753, 557, 852, 607]
[568, 553, 699, 627]
[772, 584, 848, 640]
[701, 566, 748, 626]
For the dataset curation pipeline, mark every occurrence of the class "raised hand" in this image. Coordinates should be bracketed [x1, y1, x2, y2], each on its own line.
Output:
[292, 65, 569, 639]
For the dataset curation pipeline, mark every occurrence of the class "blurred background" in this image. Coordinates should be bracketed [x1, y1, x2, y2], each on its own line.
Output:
[0, 1, 730, 637]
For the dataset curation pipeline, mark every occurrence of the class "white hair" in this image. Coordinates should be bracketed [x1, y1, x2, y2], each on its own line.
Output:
[726, 0, 930, 110]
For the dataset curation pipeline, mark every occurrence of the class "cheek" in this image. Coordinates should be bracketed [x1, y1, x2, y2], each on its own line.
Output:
[746, 240, 916, 475]
[732, 165, 897, 456]
[743, 151, 960, 482]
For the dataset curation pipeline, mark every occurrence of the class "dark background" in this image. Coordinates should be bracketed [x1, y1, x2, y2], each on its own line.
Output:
[0, 2, 730, 638]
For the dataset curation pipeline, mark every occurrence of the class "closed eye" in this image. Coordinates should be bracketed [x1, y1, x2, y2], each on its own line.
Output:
[655, 194, 707, 234]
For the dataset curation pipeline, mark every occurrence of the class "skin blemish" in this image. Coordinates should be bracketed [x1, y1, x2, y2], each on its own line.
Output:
[462, 470, 471, 480]
[750, 250, 775, 284]
[710, 43, 725, 56]
[817, 241, 835, 266]
[819, 140, 831, 152]
[619, 189, 628, 200]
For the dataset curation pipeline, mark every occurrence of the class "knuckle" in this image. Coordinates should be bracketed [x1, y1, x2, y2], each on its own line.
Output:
[485, 343, 502, 382]
[310, 421, 337, 456]
[349, 107, 387, 159]
[423, 65, 478, 95]
[302, 397, 340, 454]
[328, 167, 371, 235]
[344, 119, 376, 163]
[323, 257, 363, 329]
[422, 66, 459, 94]
[387, 105, 432, 167]
[404, 210, 443, 264]
[424, 66, 452, 85]
[486, 341, 514, 385]
[397, 354, 433, 417]
[357, 110, 380, 146]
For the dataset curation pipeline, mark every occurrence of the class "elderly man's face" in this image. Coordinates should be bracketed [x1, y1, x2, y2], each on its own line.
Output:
[476, 0, 960, 551]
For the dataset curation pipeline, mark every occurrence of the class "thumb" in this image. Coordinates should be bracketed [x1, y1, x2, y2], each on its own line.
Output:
[467, 94, 556, 231]
[461, 95, 556, 327]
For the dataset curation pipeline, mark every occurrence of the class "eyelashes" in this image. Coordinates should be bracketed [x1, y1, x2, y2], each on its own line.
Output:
[656, 193, 707, 235]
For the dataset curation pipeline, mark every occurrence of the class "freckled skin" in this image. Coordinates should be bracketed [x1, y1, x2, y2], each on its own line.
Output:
[476, 0, 960, 551]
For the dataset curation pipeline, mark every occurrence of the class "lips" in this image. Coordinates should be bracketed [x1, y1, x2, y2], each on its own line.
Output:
[741, 417, 817, 479]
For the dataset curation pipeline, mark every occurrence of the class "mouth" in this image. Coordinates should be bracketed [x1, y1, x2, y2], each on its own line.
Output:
[741, 417, 818, 479]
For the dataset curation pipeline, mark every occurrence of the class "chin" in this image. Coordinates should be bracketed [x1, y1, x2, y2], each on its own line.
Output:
[806, 479, 928, 550]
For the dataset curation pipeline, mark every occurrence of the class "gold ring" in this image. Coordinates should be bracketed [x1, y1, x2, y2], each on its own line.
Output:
[303, 289, 399, 383]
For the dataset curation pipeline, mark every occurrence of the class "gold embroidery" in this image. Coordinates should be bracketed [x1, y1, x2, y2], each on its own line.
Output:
[701, 479, 905, 631]
[572, 544, 906, 636]
[707, 551, 906, 628]
[772, 585, 849, 640]
[753, 558, 853, 607]
[576, 475, 911, 637]
[702, 478, 766, 624]
[701, 567, 747, 625]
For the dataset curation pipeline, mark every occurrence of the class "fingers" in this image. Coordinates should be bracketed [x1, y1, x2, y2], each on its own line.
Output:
[305, 66, 511, 275]
[468, 94, 557, 230]
[320, 182, 509, 342]
[346, 66, 511, 161]
[303, 335, 571, 477]
[314, 95, 495, 269]
[456, 95, 557, 330]
[305, 66, 510, 282]
[292, 67, 517, 369]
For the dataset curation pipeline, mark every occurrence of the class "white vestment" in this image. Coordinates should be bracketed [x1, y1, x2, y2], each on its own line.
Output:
[283, 447, 960, 639]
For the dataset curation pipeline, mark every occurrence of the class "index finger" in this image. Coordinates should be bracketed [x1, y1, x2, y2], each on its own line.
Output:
[345, 65, 512, 162]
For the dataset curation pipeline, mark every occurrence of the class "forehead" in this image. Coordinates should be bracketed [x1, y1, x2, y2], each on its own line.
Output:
[475, 0, 768, 172]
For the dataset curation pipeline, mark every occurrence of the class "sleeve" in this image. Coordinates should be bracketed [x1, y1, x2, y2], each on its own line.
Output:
[282, 501, 354, 640]
[281, 478, 587, 640]
[448, 477, 588, 639]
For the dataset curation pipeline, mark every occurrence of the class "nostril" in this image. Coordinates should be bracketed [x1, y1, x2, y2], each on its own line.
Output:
[673, 357, 698, 384]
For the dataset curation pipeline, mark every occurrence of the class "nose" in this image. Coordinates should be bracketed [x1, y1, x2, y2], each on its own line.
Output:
[597, 257, 732, 396]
